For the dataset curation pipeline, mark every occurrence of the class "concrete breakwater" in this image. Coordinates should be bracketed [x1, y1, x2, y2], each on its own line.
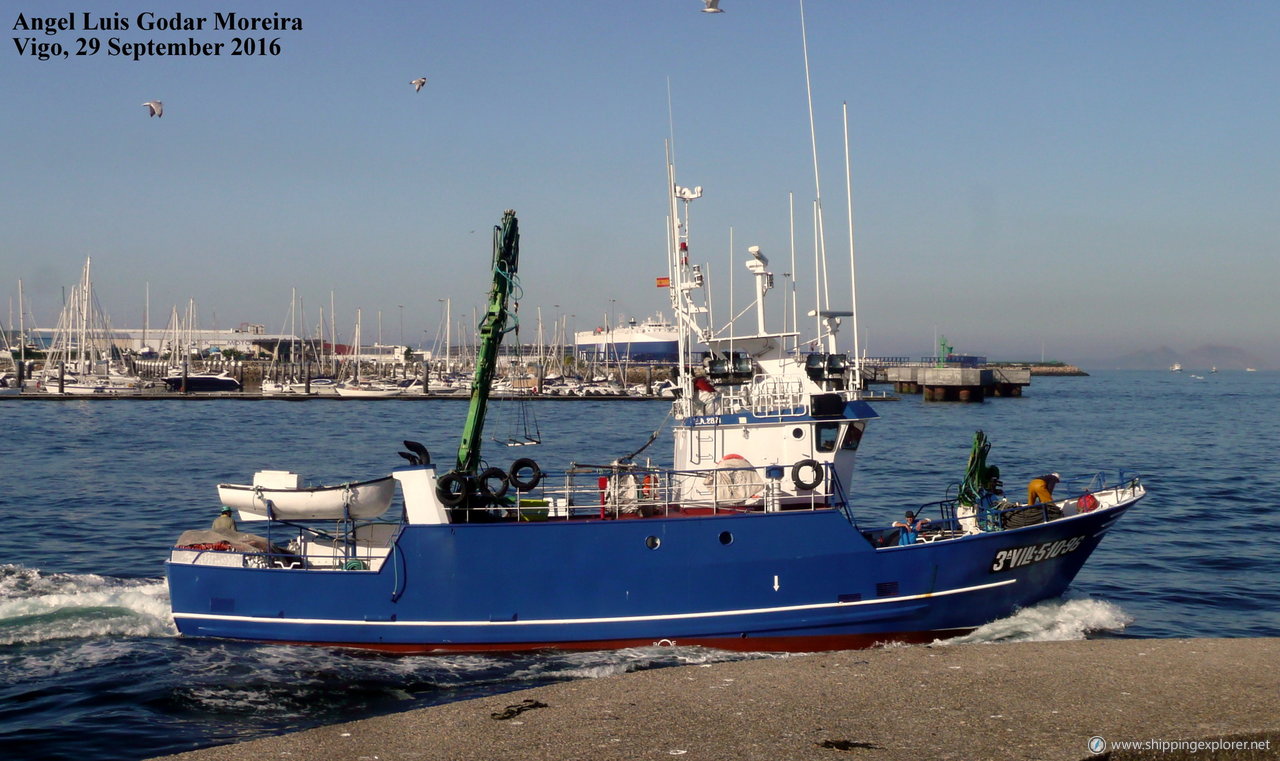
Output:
[1018, 363, 1090, 376]
[149, 637, 1279, 761]
[868, 363, 1088, 402]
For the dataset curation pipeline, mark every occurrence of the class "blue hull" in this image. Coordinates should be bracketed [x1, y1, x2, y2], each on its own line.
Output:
[167, 502, 1131, 652]
[580, 339, 679, 363]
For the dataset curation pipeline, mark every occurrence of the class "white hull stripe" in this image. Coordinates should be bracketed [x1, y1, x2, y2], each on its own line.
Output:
[173, 578, 1018, 628]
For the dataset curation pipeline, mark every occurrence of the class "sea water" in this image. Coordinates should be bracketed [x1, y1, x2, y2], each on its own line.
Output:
[0, 370, 1276, 760]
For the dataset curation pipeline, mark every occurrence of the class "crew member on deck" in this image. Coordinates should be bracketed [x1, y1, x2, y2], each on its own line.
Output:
[212, 506, 237, 535]
[693, 375, 718, 414]
[893, 510, 930, 545]
[1027, 472, 1060, 505]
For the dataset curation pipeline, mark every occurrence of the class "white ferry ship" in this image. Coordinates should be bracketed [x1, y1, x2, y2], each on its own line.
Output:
[575, 314, 680, 362]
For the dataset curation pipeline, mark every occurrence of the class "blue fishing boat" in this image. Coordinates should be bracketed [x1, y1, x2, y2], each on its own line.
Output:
[166, 199, 1144, 653]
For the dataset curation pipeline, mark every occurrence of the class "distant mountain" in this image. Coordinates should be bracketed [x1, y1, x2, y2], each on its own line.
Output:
[1097, 344, 1269, 371]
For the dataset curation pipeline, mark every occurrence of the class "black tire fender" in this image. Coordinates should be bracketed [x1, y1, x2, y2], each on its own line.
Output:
[508, 458, 544, 491]
[791, 459, 824, 491]
[436, 472, 471, 507]
[478, 466, 510, 499]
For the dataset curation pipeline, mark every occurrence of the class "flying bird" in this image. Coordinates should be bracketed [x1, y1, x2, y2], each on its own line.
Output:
[141, 101, 163, 118]
[701, 0, 724, 12]
[411, 77, 428, 92]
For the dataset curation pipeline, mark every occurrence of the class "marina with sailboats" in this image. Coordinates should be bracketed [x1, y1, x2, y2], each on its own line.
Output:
[1, 270, 688, 401]
[6, 258, 1226, 403]
[4, 263, 1070, 402]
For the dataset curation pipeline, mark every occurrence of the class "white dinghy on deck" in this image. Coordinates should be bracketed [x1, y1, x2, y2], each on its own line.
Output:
[216, 470, 396, 521]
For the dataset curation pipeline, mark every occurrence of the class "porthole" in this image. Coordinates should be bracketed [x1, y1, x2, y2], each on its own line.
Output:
[719, 531, 734, 546]
[791, 427, 805, 439]
[645, 536, 661, 550]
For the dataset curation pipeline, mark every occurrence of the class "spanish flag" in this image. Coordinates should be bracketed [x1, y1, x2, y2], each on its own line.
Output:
[655, 276, 670, 288]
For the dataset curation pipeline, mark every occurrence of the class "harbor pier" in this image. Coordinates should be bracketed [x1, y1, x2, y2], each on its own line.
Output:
[875, 364, 1031, 402]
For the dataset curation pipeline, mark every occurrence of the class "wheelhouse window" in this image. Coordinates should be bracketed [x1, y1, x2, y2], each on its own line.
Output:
[842, 421, 865, 451]
[815, 422, 840, 452]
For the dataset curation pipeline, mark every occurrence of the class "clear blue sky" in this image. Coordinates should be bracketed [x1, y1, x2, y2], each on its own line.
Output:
[4, 1, 1277, 363]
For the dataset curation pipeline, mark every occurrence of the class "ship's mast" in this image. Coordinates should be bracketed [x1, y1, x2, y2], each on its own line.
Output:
[842, 100, 863, 388]
[666, 148, 711, 414]
[455, 210, 520, 474]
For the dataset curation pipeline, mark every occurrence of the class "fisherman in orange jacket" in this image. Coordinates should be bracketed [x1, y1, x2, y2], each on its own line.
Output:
[1027, 472, 1060, 504]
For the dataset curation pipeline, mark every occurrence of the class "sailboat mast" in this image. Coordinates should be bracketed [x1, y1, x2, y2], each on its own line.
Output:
[536, 306, 544, 371]
[80, 258, 92, 373]
[18, 279, 25, 368]
[186, 298, 195, 363]
[287, 288, 296, 365]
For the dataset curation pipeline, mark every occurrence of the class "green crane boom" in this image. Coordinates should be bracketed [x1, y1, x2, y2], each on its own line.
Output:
[455, 210, 520, 474]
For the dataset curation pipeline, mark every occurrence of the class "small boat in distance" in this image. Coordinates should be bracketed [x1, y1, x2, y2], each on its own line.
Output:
[1170, 363, 1183, 372]
[334, 309, 404, 396]
[334, 380, 403, 397]
[263, 377, 341, 396]
[162, 369, 241, 393]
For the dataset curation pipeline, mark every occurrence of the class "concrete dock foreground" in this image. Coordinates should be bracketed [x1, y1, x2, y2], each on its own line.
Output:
[150, 637, 1279, 761]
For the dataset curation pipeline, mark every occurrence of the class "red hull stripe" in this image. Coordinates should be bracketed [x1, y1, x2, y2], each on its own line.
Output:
[215, 628, 977, 655]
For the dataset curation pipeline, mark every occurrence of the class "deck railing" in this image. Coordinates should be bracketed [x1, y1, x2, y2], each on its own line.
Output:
[170, 519, 404, 571]
[864, 470, 1143, 546]
[751, 376, 810, 417]
[441, 461, 842, 522]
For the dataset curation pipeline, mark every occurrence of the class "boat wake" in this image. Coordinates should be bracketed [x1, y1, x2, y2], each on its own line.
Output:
[158, 642, 768, 723]
[0, 565, 175, 646]
[941, 596, 1133, 646]
[504, 644, 771, 682]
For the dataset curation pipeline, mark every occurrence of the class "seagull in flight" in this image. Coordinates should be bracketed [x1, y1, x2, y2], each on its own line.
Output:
[411, 77, 428, 92]
[141, 101, 163, 118]
[701, 0, 724, 12]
